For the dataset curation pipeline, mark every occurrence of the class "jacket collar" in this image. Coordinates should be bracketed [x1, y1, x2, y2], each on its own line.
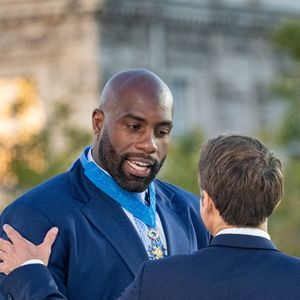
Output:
[80, 189, 148, 276]
[155, 181, 199, 256]
[209, 234, 278, 251]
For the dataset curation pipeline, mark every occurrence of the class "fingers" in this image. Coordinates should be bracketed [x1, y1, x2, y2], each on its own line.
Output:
[41, 227, 58, 249]
[0, 256, 10, 275]
[38, 227, 58, 266]
[0, 238, 13, 254]
[0, 250, 21, 275]
[0, 225, 59, 274]
[0, 241, 15, 275]
[3, 224, 25, 245]
[3, 224, 58, 248]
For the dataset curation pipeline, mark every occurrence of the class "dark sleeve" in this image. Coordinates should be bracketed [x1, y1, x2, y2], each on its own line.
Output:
[0, 264, 66, 300]
[0, 202, 68, 298]
[118, 262, 147, 300]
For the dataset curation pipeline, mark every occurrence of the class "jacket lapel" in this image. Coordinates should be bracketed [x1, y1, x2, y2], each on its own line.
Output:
[69, 160, 148, 277]
[156, 184, 198, 256]
[80, 191, 149, 276]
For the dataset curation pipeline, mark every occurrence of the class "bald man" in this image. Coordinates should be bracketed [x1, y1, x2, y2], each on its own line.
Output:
[0, 69, 208, 300]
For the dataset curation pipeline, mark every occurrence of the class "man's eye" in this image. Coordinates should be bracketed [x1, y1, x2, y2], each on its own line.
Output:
[156, 128, 170, 137]
[127, 124, 140, 130]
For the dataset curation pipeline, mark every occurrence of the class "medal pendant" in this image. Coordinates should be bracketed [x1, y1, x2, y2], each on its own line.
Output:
[148, 244, 166, 260]
[147, 228, 159, 240]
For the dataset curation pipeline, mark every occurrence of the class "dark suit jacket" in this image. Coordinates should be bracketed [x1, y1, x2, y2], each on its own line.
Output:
[119, 234, 300, 300]
[0, 159, 208, 300]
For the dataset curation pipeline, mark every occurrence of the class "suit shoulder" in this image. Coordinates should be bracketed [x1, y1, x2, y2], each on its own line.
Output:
[143, 253, 197, 277]
[15, 171, 69, 203]
[274, 251, 300, 267]
[11, 159, 82, 206]
[1, 170, 73, 221]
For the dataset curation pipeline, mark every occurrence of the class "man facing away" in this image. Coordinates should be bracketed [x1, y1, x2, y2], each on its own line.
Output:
[118, 134, 300, 299]
[0, 69, 208, 299]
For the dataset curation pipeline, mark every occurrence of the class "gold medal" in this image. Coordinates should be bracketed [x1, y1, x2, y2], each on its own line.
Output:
[147, 228, 167, 260]
[147, 228, 159, 240]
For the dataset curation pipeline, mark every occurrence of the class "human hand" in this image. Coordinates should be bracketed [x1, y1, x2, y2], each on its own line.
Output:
[0, 224, 58, 275]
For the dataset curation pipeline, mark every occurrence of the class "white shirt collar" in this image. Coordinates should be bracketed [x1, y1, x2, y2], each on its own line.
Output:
[87, 148, 111, 176]
[216, 227, 271, 240]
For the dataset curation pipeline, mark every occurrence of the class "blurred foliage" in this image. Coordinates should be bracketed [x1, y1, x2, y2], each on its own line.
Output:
[160, 129, 204, 196]
[12, 101, 91, 189]
[273, 19, 300, 60]
[0, 100, 92, 211]
[269, 160, 300, 257]
[268, 19, 300, 256]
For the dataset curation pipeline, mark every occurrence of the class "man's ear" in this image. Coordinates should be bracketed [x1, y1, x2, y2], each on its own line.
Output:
[202, 191, 215, 215]
[92, 109, 105, 137]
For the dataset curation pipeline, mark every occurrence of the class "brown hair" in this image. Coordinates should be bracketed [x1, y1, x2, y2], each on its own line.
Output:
[199, 134, 283, 227]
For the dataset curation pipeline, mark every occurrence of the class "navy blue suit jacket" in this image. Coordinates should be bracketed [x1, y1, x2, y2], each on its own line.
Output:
[119, 234, 300, 300]
[0, 159, 208, 300]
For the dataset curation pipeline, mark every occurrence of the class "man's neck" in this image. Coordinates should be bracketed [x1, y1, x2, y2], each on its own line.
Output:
[213, 221, 269, 239]
[211, 217, 268, 236]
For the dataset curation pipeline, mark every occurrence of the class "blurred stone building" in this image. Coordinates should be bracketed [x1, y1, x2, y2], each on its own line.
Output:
[0, 0, 100, 204]
[99, 0, 300, 137]
[0, 0, 100, 131]
[1, 0, 300, 140]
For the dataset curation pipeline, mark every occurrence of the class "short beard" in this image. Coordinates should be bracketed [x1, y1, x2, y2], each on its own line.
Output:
[97, 130, 166, 192]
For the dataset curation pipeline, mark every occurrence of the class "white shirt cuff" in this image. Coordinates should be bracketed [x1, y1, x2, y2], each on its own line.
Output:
[21, 259, 45, 266]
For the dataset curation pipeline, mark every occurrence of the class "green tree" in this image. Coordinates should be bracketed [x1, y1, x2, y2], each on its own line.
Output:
[1, 101, 91, 211]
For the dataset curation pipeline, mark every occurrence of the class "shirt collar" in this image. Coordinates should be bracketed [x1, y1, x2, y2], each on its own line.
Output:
[216, 227, 271, 240]
[87, 148, 111, 175]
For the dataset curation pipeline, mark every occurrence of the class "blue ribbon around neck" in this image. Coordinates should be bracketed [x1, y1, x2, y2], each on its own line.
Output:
[79, 146, 156, 228]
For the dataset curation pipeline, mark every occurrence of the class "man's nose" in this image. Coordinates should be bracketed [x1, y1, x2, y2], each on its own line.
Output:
[136, 131, 158, 154]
